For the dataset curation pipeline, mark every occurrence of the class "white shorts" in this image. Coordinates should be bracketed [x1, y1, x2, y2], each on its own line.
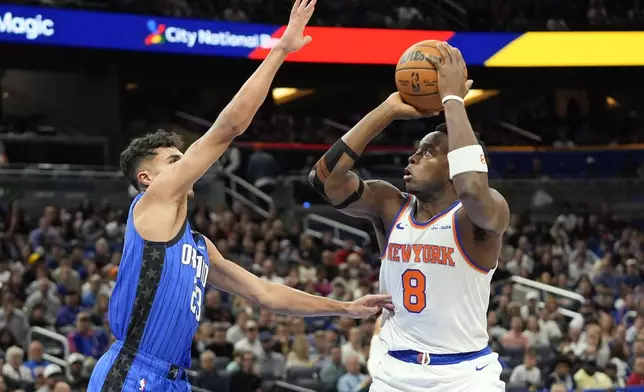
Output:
[370, 350, 505, 392]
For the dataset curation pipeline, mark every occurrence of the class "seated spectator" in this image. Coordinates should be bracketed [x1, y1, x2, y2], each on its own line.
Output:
[487, 311, 507, 340]
[337, 355, 368, 392]
[321, 346, 344, 391]
[341, 327, 365, 364]
[605, 362, 625, 388]
[546, 355, 575, 390]
[203, 290, 232, 323]
[0, 292, 30, 345]
[80, 275, 110, 308]
[226, 351, 242, 373]
[67, 312, 108, 359]
[65, 353, 88, 390]
[56, 291, 83, 330]
[229, 351, 262, 392]
[501, 316, 529, 349]
[549, 383, 567, 392]
[36, 364, 65, 392]
[523, 315, 549, 346]
[193, 350, 227, 392]
[53, 382, 72, 392]
[226, 312, 249, 345]
[2, 346, 32, 383]
[23, 341, 50, 380]
[509, 347, 541, 387]
[233, 320, 264, 360]
[574, 356, 612, 390]
[205, 323, 234, 359]
[286, 334, 313, 368]
[627, 355, 644, 386]
[258, 331, 285, 378]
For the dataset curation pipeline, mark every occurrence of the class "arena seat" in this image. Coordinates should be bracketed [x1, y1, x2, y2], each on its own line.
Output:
[286, 366, 318, 382]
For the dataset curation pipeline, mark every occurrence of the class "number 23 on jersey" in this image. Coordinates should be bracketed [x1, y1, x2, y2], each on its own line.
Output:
[402, 269, 427, 313]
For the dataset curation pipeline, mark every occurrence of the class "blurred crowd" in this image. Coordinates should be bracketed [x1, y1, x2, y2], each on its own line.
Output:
[18, 0, 644, 31]
[0, 192, 642, 392]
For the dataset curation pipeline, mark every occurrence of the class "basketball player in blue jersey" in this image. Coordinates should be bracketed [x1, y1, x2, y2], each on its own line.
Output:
[88, 1, 392, 390]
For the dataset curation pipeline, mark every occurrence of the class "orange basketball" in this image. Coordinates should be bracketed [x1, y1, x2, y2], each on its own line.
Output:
[395, 40, 467, 112]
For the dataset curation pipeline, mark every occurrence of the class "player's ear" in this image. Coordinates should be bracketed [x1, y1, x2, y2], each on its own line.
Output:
[137, 170, 153, 188]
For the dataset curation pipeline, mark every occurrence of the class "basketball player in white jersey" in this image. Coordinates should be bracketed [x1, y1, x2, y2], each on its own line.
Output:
[308, 42, 509, 391]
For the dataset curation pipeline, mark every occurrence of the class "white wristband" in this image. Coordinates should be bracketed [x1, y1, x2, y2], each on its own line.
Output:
[447, 144, 488, 180]
[441, 95, 464, 105]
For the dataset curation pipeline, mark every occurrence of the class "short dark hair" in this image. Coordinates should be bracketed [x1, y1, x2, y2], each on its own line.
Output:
[435, 122, 488, 160]
[120, 130, 184, 190]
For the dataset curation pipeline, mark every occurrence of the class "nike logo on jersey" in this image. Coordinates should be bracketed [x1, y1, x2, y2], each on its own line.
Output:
[385, 243, 455, 266]
[476, 364, 489, 371]
[396, 223, 406, 230]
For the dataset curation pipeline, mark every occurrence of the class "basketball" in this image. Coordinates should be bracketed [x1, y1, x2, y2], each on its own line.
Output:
[395, 40, 467, 112]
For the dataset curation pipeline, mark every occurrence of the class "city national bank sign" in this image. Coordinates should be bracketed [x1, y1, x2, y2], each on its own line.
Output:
[0, 5, 281, 57]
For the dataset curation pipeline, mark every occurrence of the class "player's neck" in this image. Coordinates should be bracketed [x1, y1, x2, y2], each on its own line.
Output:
[413, 193, 458, 222]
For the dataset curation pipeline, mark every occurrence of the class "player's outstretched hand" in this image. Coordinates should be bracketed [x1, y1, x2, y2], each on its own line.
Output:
[275, 0, 316, 54]
[425, 42, 474, 100]
[347, 294, 394, 318]
[384, 92, 439, 120]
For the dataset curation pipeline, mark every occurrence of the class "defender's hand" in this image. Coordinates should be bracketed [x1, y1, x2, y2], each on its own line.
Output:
[425, 42, 474, 99]
[384, 92, 438, 120]
[346, 294, 394, 318]
[275, 0, 316, 54]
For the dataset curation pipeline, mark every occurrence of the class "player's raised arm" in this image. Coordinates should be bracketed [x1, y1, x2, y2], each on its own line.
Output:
[205, 237, 392, 317]
[308, 94, 433, 219]
[145, 0, 316, 202]
[426, 43, 509, 236]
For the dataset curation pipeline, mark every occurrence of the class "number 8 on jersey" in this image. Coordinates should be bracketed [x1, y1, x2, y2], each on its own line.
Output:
[402, 269, 426, 313]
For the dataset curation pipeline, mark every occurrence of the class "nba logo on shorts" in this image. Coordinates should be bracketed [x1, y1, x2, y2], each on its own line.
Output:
[139, 379, 146, 391]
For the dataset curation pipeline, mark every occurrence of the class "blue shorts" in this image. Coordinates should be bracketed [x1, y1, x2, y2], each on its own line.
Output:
[88, 341, 190, 392]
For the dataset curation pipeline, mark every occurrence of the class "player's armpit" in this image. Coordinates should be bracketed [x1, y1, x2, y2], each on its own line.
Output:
[456, 183, 509, 236]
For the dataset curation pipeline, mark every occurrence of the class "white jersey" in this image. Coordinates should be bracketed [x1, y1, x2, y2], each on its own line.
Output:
[378, 195, 495, 354]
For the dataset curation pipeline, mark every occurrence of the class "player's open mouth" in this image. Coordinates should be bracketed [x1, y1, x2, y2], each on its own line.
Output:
[403, 167, 412, 181]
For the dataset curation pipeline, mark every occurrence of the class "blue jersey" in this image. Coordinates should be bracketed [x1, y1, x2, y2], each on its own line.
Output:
[108, 193, 210, 368]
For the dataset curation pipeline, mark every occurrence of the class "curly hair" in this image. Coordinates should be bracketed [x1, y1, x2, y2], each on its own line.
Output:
[120, 130, 184, 190]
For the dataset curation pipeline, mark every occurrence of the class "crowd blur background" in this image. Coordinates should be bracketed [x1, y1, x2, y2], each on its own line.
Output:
[1, 1, 644, 392]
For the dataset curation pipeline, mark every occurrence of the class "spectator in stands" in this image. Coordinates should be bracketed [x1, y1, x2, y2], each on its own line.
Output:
[549, 383, 567, 392]
[0, 292, 29, 346]
[55, 291, 83, 330]
[341, 327, 365, 364]
[226, 311, 249, 345]
[501, 316, 530, 349]
[0, 376, 6, 392]
[574, 356, 613, 390]
[311, 330, 330, 368]
[26, 278, 61, 322]
[260, 259, 284, 285]
[258, 331, 285, 379]
[67, 312, 108, 359]
[23, 341, 49, 380]
[2, 346, 32, 383]
[337, 355, 368, 392]
[234, 320, 264, 360]
[203, 290, 232, 323]
[521, 291, 540, 319]
[627, 356, 644, 386]
[509, 347, 541, 387]
[523, 315, 549, 346]
[65, 353, 88, 390]
[321, 346, 344, 391]
[286, 334, 312, 369]
[53, 382, 72, 392]
[29, 303, 53, 329]
[205, 323, 234, 360]
[37, 364, 64, 392]
[193, 350, 227, 392]
[545, 355, 575, 390]
[229, 351, 262, 392]
[52, 259, 81, 294]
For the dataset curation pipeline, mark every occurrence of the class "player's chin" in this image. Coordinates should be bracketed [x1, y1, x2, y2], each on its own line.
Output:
[187, 189, 195, 199]
[404, 182, 418, 194]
